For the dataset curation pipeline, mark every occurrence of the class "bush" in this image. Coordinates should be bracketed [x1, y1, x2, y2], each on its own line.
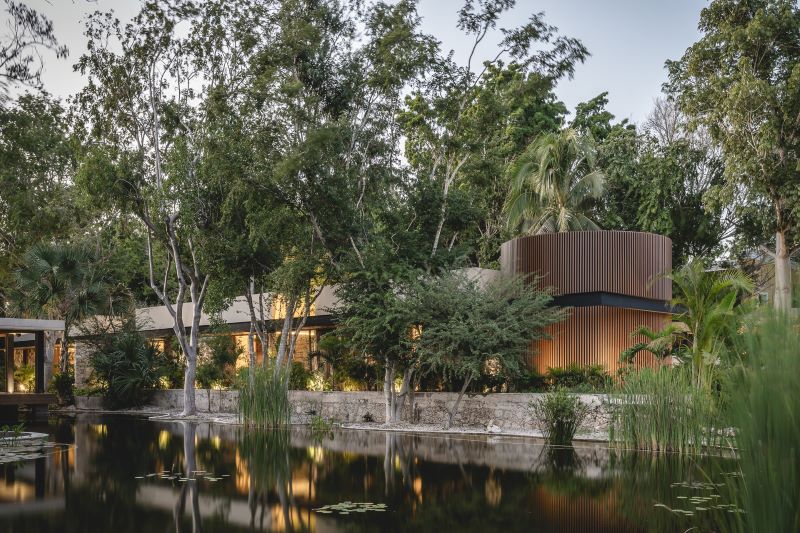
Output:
[89, 329, 165, 409]
[238, 365, 290, 428]
[547, 364, 611, 391]
[196, 328, 242, 389]
[49, 370, 75, 405]
[13, 364, 35, 392]
[513, 369, 548, 392]
[289, 361, 312, 391]
[161, 338, 185, 389]
[529, 388, 591, 445]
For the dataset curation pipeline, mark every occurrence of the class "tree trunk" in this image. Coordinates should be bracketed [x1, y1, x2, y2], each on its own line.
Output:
[392, 368, 413, 422]
[43, 331, 58, 386]
[182, 347, 197, 416]
[774, 230, 792, 311]
[445, 375, 473, 430]
[383, 360, 396, 424]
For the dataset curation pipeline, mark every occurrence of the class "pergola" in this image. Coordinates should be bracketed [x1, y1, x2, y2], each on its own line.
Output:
[0, 318, 63, 418]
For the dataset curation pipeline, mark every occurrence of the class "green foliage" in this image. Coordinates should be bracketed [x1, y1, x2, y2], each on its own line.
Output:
[237, 365, 290, 428]
[288, 361, 311, 391]
[196, 328, 242, 389]
[309, 414, 334, 442]
[609, 368, 721, 454]
[49, 370, 75, 405]
[666, 261, 753, 388]
[546, 364, 612, 392]
[511, 369, 548, 392]
[667, 0, 800, 308]
[13, 364, 34, 392]
[89, 328, 165, 410]
[0, 423, 26, 447]
[506, 128, 605, 234]
[727, 313, 800, 532]
[529, 389, 591, 445]
[160, 338, 185, 389]
[412, 273, 566, 390]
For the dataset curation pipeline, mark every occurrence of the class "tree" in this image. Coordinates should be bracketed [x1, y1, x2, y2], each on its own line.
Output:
[666, 0, 800, 311]
[0, 94, 79, 309]
[411, 272, 566, 429]
[587, 96, 728, 265]
[505, 128, 605, 234]
[663, 260, 752, 389]
[75, 1, 240, 415]
[0, 0, 68, 99]
[10, 242, 110, 384]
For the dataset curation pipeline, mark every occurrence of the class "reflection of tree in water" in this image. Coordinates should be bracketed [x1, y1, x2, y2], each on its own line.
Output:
[174, 422, 202, 533]
[239, 428, 309, 532]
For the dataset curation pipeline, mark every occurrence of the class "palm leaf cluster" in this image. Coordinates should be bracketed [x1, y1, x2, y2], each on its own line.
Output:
[505, 128, 605, 234]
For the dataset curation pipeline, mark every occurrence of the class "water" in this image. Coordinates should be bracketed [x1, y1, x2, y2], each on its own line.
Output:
[0, 414, 742, 532]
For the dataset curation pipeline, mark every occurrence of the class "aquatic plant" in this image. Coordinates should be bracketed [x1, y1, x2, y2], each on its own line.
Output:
[313, 502, 387, 515]
[529, 388, 591, 445]
[726, 313, 800, 532]
[309, 414, 333, 442]
[608, 367, 722, 454]
[237, 365, 291, 427]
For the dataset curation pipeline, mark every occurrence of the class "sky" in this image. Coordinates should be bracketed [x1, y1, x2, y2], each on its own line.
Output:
[15, 0, 705, 124]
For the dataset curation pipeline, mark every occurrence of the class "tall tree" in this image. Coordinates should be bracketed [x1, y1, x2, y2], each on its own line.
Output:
[0, 94, 79, 309]
[0, 0, 67, 100]
[75, 1, 249, 415]
[505, 128, 605, 234]
[667, 0, 800, 310]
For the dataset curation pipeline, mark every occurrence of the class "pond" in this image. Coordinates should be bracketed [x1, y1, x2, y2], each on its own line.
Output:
[0, 414, 743, 532]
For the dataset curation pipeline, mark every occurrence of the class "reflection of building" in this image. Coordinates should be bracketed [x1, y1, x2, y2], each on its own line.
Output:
[501, 231, 672, 374]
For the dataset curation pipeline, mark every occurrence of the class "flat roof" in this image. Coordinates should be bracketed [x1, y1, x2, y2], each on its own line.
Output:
[0, 318, 65, 332]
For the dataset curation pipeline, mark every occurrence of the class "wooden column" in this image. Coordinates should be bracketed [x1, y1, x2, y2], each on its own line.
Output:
[5, 333, 13, 393]
[35, 331, 45, 393]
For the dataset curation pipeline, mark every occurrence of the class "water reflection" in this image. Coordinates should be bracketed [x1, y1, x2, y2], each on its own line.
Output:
[0, 415, 741, 532]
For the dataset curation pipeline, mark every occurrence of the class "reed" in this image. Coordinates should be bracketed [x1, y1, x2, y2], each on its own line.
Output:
[529, 388, 591, 445]
[237, 365, 291, 428]
[609, 367, 722, 454]
[726, 313, 800, 532]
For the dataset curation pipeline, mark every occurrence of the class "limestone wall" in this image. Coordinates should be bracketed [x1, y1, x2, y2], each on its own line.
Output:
[74, 389, 611, 432]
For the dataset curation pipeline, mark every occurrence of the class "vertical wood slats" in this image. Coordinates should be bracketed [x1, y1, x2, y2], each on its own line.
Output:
[529, 307, 670, 374]
[500, 231, 672, 300]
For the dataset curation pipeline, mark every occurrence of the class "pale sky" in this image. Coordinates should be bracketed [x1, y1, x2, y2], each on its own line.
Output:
[12, 0, 705, 124]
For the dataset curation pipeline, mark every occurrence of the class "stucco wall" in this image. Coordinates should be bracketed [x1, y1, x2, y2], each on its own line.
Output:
[75, 389, 611, 432]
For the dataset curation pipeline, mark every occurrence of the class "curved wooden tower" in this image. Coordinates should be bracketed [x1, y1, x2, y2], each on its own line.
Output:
[500, 231, 672, 374]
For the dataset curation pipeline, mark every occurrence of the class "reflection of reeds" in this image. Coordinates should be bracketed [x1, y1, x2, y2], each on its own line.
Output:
[238, 366, 291, 428]
[726, 313, 800, 532]
[609, 368, 721, 454]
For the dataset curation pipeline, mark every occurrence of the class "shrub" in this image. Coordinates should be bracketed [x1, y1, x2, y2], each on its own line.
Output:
[238, 365, 290, 428]
[13, 364, 35, 392]
[547, 364, 611, 391]
[289, 361, 312, 391]
[161, 337, 185, 389]
[89, 329, 165, 409]
[513, 369, 548, 392]
[529, 388, 591, 445]
[49, 370, 75, 405]
[197, 328, 242, 389]
[609, 367, 719, 453]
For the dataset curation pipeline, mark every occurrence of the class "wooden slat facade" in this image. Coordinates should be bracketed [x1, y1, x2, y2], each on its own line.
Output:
[531, 306, 668, 374]
[500, 231, 672, 374]
[500, 231, 672, 300]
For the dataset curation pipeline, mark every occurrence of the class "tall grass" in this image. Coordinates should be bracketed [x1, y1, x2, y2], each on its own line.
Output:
[609, 368, 722, 454]
[727, 313, 800, 532]
[237, 365, 291, 428]
[529, 388, 591, 445]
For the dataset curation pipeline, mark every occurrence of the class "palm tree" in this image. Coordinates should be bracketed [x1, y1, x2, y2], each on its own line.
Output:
[505, 128, 605, 234]
[10, 242, 110, 380]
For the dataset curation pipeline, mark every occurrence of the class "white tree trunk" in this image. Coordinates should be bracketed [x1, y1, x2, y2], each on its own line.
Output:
[774, 230, 792, 311]
[383, 360, 396, 424]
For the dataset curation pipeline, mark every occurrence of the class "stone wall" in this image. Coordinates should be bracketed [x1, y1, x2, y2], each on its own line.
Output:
[74, 389, 611, 433]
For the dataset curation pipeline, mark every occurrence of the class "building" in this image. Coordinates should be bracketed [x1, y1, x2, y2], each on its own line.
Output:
[72, 230, 672, 387]
[500, 231, 672, 374]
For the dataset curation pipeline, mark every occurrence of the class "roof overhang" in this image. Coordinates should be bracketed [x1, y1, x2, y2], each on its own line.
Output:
[0, 318, 65, 332]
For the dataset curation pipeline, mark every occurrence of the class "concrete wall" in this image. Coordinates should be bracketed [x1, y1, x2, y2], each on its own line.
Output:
[75, 389, 611, 432]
